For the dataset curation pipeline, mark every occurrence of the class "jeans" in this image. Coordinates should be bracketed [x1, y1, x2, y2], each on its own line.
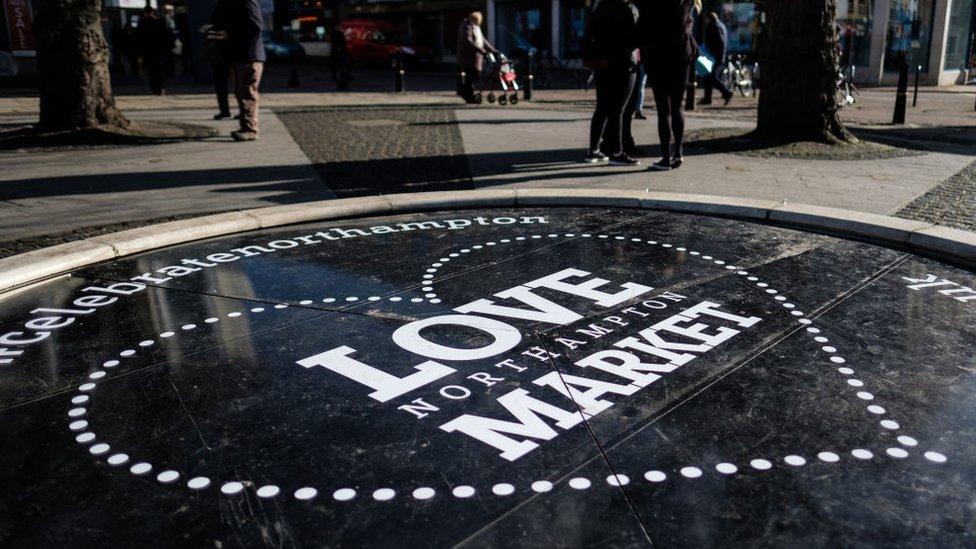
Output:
[589, 67, 637, 154]
[631, 64, 647, 113]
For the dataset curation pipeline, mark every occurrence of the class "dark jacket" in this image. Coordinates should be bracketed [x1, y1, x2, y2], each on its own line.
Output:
[586, 0, 639, 71]
[136, 14, 170, 65]
[640, 0, 696, 88]
[221, 0, 265, 63]
[704, 18, 728, 64]
[456, 19, 496, 71]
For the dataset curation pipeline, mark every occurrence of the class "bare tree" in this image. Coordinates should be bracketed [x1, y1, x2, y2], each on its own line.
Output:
[756, 0, 855, 143]
[34, 0, 129, 130]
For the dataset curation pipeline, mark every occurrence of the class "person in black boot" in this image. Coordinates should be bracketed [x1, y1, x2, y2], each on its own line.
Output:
[582, 0, 640, 165]
[643, 0, 697, 170]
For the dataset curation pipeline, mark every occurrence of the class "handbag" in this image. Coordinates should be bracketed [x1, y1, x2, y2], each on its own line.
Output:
[695, 51, 715, 76]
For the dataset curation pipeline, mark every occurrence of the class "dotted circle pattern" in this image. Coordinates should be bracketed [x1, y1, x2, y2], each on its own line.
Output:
[66, 231, 949, 503]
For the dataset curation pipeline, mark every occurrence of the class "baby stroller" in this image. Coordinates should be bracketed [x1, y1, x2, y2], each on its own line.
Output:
[474, 52, 520, 106]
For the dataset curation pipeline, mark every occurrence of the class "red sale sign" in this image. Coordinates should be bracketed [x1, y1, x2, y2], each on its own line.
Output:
[2, 0, 35, 57]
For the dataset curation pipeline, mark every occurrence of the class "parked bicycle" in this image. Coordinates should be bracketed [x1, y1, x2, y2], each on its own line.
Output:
[720, 54, 755, 97]
[836, 64, 858, 108]
[526, 48, 591, 90]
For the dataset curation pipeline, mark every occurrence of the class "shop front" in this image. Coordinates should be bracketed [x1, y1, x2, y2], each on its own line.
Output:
[498, 0, 972, 86]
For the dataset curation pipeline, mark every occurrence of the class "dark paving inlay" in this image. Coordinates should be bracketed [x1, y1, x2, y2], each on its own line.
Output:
[1, 208, 973, 546]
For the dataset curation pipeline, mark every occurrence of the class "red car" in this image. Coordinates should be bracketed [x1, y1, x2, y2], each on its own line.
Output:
[340, 19, 432, 67]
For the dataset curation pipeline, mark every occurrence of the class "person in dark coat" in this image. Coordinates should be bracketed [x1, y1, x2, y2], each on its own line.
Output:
[204, 0, 233, 120]
[701, 11, 733, 105]
[584, 0, 640, 165]
[330, 24, 351, 89]
[641, 0, 697, 170]
[456, 11, 497, 103]
[211, 0, 266, 141]
[136, 6, 170, 95]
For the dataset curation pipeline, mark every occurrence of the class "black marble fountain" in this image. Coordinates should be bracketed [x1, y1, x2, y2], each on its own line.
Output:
[1, 208, 973, 547]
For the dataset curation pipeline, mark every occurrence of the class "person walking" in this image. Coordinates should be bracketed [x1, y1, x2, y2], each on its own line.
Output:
[330, 24, 351, 89]
[642, 0, 697, 171]
[582, 0, 640, 165]
[212, 0, 265, 141]
[202, 0, 232, 120]
[700, 11, 733, 105]
[456, 12, 497, 104]
[136, 6, 170, 95]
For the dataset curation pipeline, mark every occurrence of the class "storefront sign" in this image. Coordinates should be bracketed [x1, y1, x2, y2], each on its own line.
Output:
[2, 0, 34, 57]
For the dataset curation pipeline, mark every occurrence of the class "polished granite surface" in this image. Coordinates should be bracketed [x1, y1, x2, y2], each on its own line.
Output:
[1, 208, 974, 547]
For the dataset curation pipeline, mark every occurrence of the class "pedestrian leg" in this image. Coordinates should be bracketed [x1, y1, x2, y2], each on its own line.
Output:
[238, 62, 263, 134]
[214, 64, 231, 117]
[710, 62, 733, 102]
[651, 85, 673, 162]
[589, 71, 609, 153]
[231, 64, 245, 129]
[621, 70, 641, 153]
[669, 85, 686, 161]
[602, 70, 636, 156]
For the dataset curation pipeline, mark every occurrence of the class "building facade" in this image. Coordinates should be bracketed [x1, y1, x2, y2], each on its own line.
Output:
[480, 0, 976, 85]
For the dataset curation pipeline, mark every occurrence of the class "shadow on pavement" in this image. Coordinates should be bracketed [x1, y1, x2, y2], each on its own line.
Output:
[851, 125, 976, 156]
[0, 165, 327, 202]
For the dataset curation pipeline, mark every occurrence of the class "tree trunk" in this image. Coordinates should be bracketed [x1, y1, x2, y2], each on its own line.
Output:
[756, 0, 854, 143]
[34, 0, 129, 130]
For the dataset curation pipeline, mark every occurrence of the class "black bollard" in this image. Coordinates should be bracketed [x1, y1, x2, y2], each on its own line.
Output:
[524, 74, 533, 101]
[685, 82, 696, 111]
[395, 69, 405, 92]
[456, 71, 465, 96]
[892, 61, 908, 124]
[912, 64, 921, 107]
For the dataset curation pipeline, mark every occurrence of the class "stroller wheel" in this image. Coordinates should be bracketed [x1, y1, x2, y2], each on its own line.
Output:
[473, 93, 483, 104]
[498, 94, 508, 106]
[509, 93, 519, 105]
[487, 93, 496, 104]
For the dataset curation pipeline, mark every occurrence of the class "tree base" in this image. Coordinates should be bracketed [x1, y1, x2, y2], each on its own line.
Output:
[0, 121, 218, 151]
[685, 128, 918, 161]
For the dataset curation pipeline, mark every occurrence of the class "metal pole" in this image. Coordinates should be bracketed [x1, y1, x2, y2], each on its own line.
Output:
[395, 69, 405, 92]
[685, 82, 696, 111]
[892, 59, 908, 124]
[524, 53, 533, 101]
[457, 71, 465, 96]
[912, 64, 920, 107]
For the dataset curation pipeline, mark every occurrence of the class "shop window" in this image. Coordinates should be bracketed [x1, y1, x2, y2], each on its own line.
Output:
[493, 0, 549, 57]
[884, 0, 937, 72]
[717, 1, 759, 55]
[837, 0, 873, 66]
[561, 0, 591, 58]
[943, 0, 975, 70]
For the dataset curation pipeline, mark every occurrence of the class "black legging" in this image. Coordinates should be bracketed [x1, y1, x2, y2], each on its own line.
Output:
[590, 68, 637, 154]
[651, 84, 686, 160]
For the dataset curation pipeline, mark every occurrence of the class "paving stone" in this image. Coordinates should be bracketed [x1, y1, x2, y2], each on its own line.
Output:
[896, 160, 976, 232]
[278, 107, 473, 197]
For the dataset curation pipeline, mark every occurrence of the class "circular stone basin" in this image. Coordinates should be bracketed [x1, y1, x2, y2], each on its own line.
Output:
[1, 207, 972, 546]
